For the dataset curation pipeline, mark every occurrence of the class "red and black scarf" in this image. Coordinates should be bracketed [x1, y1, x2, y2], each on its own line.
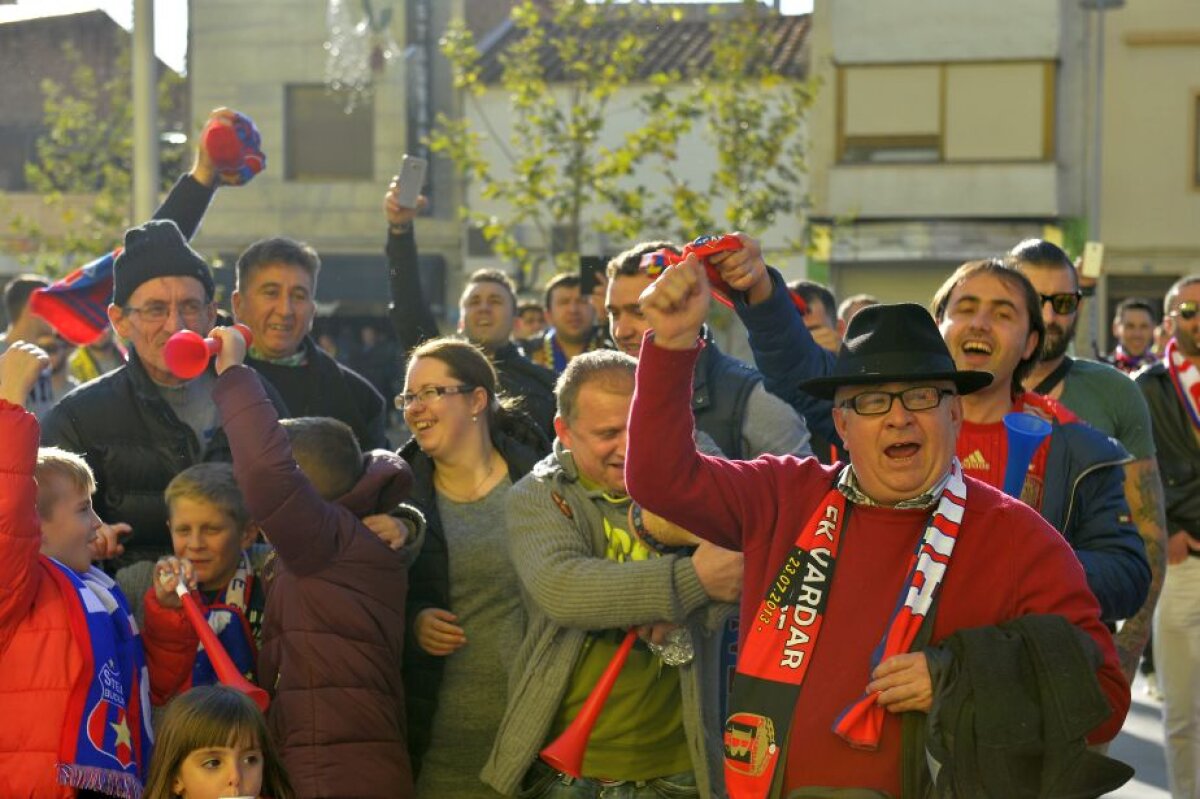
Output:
[723, 460, 967, 798]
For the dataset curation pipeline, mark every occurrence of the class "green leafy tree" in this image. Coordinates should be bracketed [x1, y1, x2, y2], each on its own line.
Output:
[430, 0, 679, 288]
[431, 0, 818, 288]
[9, 42, 186, 275]
[617, 1, 818, 255]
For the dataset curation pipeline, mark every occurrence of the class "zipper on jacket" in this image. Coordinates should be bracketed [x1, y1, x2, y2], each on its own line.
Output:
[1062, 453, 1135, 533]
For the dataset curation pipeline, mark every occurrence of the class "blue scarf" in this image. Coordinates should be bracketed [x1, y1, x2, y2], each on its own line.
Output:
[47, 559, 152, 799]
[192, 556, 260, 689]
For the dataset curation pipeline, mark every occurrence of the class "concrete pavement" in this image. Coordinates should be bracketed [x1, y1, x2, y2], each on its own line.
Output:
[1110, 674, 1170, 798]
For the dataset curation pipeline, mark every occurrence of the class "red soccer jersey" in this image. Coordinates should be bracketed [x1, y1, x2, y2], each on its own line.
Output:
[956, 393, 1077, 510]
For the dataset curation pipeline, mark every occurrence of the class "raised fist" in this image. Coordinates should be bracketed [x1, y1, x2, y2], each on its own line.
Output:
[0, 342, 49, 407]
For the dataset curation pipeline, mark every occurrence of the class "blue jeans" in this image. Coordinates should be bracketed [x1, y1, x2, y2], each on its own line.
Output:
[517, 760, 698, 799]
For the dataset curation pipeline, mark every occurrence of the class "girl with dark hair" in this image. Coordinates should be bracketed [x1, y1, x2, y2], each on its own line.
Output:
[397, 337, 545, 797]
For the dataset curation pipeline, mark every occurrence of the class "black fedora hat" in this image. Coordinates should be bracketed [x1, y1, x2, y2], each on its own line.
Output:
[798, 302, 993, 400]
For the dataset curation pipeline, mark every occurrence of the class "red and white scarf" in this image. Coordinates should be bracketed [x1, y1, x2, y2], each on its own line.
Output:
[723, 460, 966, 798]
[1165, 338, 1200, 430]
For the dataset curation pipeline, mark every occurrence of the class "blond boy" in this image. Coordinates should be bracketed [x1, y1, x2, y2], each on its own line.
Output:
[142, 463, 266, 705]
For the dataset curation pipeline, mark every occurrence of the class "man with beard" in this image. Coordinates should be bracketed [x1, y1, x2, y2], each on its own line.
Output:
[1011, 239, 1167, 681]
[1134, 275, 1200, 799]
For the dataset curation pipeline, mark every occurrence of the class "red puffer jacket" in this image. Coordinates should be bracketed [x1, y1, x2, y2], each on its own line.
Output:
[213, 366, 414, 799]
[0, 401, 86, 798]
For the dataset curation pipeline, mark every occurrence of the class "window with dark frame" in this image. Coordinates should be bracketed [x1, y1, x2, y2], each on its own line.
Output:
[1194, 93, 1200, 189]
[285, 85, 374, 181]
[838, 62, 1054, 166]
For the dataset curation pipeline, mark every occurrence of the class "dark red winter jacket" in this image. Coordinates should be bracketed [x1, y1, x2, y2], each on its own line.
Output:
[214, 366, 414, 799]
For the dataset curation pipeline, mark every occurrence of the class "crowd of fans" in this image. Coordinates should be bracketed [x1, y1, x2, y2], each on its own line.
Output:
[1, 108, 1197, 799]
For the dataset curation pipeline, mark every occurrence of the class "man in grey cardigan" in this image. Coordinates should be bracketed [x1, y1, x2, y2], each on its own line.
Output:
[483, 350, 742, 798]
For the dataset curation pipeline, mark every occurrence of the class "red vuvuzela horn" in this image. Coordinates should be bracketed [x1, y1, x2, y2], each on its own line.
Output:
[539, 628, 637, 777]
[175, 581, 269, 712]
[163, 323, 253, 379]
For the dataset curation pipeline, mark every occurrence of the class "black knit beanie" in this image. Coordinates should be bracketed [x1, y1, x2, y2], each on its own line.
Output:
[112, 219, 215, 307]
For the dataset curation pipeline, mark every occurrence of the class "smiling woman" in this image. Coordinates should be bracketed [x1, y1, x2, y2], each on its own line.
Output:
[398, 337, 546, 797]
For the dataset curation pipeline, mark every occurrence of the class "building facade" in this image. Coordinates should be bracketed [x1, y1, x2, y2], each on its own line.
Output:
[1097, 0, 1200, 332]
[187, 0, 463, 319]
[0, 9, 184, 280]
[806, 0, 1091, 318]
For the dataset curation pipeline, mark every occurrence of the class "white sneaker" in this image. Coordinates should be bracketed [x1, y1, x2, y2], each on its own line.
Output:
[1143, 671, 1163, 701]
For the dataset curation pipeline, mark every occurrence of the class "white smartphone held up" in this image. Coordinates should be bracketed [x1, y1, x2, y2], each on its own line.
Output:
[1079, 240, 1104, 280]
[395, 155, 427, 209]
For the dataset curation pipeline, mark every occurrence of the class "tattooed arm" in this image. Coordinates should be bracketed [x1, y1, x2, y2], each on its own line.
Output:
[1113, 457, 1169, 681]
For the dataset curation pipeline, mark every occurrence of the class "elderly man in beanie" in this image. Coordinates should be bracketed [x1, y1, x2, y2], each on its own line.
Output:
[626, 257, 1132, 798]
[41, 219, 287, 569]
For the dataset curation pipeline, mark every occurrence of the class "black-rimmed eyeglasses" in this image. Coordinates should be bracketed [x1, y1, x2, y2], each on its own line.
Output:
[837, 386, 955, 416]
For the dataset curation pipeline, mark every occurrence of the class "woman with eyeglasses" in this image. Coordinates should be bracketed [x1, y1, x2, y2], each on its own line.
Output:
[397, 337, 547, 797]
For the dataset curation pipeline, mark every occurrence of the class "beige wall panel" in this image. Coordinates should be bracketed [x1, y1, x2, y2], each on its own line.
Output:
[833, 263, 957, 310]
[1101, 2, 1200, 253]
[829, 162, 1057, 217]
[832, 0, 1059, 63]
[843, 66, 940, 136]
[944, 63, 1044, 161]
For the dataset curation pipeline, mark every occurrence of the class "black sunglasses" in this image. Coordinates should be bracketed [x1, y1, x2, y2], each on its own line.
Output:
[1171, 301, 1199, 322]
[1039, 291, 1082, 315]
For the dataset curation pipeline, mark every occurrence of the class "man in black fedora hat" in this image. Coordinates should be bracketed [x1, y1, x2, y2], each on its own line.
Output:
[706, 242, 1149, 641]
[625, 256, 1132, 798]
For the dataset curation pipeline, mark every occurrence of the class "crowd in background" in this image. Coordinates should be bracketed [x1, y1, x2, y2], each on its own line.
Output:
[1, 108, 1197, 799]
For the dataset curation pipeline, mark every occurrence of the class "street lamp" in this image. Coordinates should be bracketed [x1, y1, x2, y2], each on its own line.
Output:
[132, 0, 158, 222]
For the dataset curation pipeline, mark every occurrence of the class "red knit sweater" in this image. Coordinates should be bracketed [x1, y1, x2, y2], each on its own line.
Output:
[626, 339, 1130, 796]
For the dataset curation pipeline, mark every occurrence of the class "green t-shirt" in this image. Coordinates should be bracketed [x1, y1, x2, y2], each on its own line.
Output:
[1059, 357, 1156, 460]
[547, 482, 691, 780]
